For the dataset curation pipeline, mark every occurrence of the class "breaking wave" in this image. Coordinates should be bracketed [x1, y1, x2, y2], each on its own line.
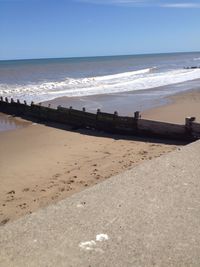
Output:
[1, 67, 200, 103]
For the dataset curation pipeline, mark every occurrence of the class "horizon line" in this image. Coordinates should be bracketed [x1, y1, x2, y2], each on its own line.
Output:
[1, 50, 200, 62]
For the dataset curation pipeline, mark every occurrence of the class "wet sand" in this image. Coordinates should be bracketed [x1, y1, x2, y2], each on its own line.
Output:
[0, 113, 29, 132]
[142, 88, 200, 124]
[43, 89, 167, 116]
[43, 80, 200, 117]
[1, 88, 200, 225]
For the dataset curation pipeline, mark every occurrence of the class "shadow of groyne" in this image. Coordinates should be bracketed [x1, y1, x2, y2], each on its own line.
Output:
[0, 97, 200, 145]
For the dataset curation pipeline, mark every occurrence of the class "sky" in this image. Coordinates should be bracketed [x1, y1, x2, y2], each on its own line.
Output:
[0, 0, 200, 60]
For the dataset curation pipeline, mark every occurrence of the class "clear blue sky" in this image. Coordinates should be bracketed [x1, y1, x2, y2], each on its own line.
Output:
[0, 0, 200, 60]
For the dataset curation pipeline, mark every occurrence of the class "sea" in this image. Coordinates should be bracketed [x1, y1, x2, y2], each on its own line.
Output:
[1, 51, 200, 121]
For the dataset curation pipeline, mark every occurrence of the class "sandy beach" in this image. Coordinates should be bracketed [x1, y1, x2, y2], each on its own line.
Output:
[1, 88, 200, 226]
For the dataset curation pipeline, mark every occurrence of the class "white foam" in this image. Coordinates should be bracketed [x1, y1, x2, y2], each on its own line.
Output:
[1, 68, 200, 102]
[94, 68, 153, 81]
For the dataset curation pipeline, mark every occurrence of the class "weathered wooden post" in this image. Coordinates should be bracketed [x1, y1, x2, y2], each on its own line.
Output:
[16, 99, 21, 115]
[113, 111, 119, 133]
[0, 96, 3, 102]
[185, 117, 196, 139]
[68, 106, 73, 123]
[69, 106, 73, 115]
[24, 100, 27, 105]
[11, 98, 14, 103]
[31, 101, 34, 106]
[82, 107, 86, 112]
[134, 111, 141, 120]
[133, 111, 141, 134]
[96, 109, 101, 130]
[5, 97, 8, 103]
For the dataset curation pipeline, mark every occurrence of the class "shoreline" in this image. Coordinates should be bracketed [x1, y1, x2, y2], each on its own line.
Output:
[42, 79, 200, 116]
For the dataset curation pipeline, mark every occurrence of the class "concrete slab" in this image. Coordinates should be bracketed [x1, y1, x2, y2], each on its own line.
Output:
[1, 141, 200, 267]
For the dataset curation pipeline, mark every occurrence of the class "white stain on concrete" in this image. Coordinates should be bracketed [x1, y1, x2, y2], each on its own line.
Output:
[79, 233, 109, 252]
[76, 204, 84, 208]
[79, 240, 96, 251]
[96, 234, 109, 242]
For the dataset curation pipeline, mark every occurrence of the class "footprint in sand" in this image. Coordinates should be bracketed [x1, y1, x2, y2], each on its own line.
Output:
[60, 180, 67, 185]
[59, 187, 65, 192]
[7, 190, 15, 195]
[19, 203, 27, 209]
[66, 187, 72, 192]
[53, 173, 61, 179]
[22, 188, 30, 192]
[0, 218, 10, 226]
[95, 175, 101, 180]
[40, 189, 46, 192]
[6, 195, 14, 202]
[51, 195, 58, 200]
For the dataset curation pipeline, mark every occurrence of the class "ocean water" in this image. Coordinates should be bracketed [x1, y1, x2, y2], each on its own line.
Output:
[0, 52, 200, 105]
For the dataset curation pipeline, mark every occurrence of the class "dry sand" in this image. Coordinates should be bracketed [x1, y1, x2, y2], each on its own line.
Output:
[1, 88, 200, 226]
[0, 121, 176, 226]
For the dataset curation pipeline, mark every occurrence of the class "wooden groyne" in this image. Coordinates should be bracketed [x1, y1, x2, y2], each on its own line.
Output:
[0, 97, 200, 141]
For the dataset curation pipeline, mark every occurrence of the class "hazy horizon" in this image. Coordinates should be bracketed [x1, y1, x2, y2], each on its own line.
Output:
[1, 50, 200, 63]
